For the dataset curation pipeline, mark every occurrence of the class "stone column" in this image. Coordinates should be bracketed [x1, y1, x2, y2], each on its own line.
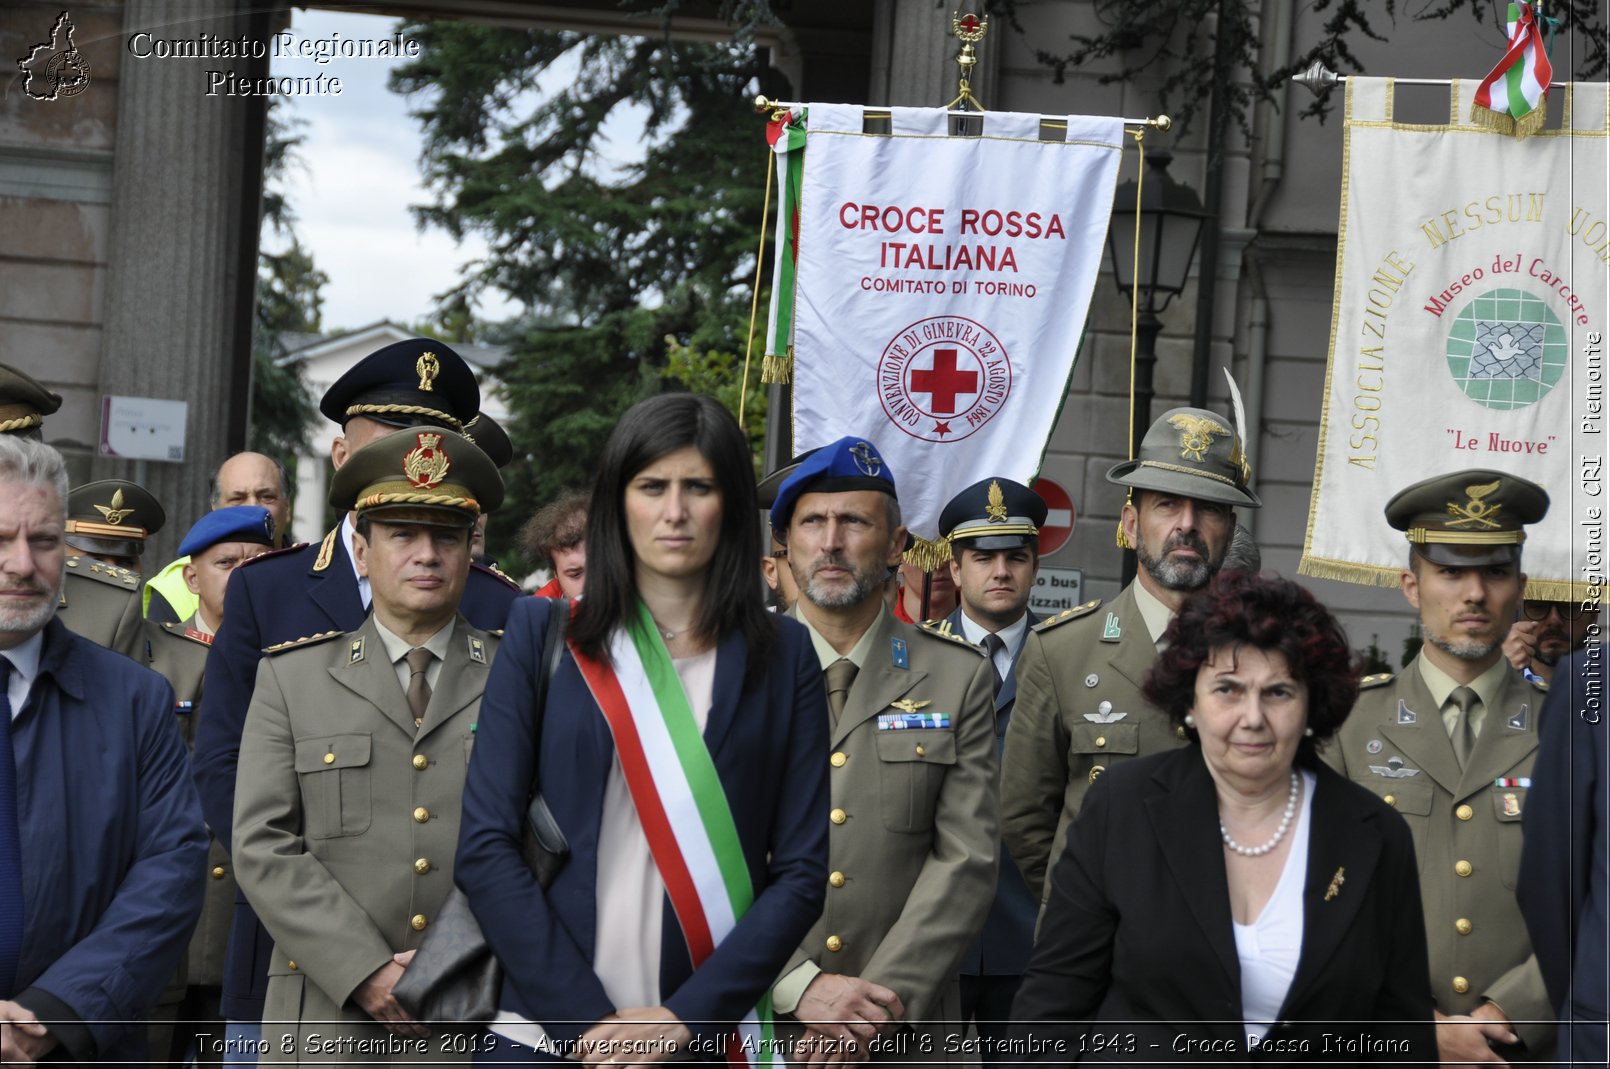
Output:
[96, 0, 267, 562]
[873, 0, 1001, 109]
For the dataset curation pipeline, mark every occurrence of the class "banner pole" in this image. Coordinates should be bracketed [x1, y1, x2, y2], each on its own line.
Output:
[739, 148, 776, 430]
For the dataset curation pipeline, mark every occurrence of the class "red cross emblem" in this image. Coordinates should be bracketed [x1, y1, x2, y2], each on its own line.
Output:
[877, 316, 1011, 443]
[910, 349, 979, 415]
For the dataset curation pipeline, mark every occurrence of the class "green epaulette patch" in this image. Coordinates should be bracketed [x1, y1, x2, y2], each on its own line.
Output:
[263, 630, 344, 655]
[1358, 672, 1395, 690]
[64, 556, 141, 589]
[1031, 598, 1102, 633]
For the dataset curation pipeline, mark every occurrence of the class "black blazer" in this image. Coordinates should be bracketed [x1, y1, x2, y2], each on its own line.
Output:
[1009, 747, 1435, 1063]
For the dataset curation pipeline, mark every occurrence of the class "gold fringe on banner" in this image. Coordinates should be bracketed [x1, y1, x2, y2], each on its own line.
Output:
[1469, 103, 1549, 139]
[1296, 557, 1404, 589]
[1525, 578, 1603, 605]
[761, 347, 792, 384]
[903, 534, 953, 572]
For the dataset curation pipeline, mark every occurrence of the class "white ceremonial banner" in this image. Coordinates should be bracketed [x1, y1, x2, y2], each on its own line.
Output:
[1302, 78, 1609, 602]
[790, 104, 1125, 543]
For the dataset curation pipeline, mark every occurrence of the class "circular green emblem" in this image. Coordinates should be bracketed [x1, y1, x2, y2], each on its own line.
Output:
[1444, 287, 1567, 411]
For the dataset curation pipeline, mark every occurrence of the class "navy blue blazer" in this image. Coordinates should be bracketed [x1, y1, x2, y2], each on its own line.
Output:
[943, 605, 1041, 978]
[10, 619, 207, 1062]
[1010, 748, 1436, 1062]
[191, 527, 520, 1018]
[456, 598, 830, 1045]
[1519, 649, 1609, 1066]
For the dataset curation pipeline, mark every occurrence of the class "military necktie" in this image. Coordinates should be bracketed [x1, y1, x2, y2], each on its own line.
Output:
[982, 633, 1006, 702]
[405, 647, 434, 729]
[1450, 685, 1479, 769]
[825, 658, 857, 725]
[0, 656, 23, 997]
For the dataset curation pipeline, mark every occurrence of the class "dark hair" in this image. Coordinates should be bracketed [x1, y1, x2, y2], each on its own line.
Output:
[1141, 572, 1360, 767]
[520, 489, 590, 566]
[570, 393, 775, 681]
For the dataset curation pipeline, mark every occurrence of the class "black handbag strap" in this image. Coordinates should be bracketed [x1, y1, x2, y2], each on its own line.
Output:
[531, 596, 568, 776]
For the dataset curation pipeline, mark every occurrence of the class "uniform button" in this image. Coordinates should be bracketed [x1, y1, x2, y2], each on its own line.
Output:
[1455, 860, 1473, 877]
[1095, 736, 1107, 748]
[323, 752, 335, 765]
[211, 866, 226, 880]
[1089, 765, 1105, 783]
[830, 752, 847, 767]
[415, 858, 431, 874]
[1456, 804, 1474, 821]
[1455, 918, 1473, 935]
[830, 808, 847, 825]
[288, 961, 298, 971]
[1384, 795, 1397, 807]
[915, 744, 926, 757]
[413, 754, 428, 770]
[1452, 976, 1470, 994]
[825, 935, 843, 952]
[411, 914, 428, 931]
[828, 871, 846, 888]
[1175, 725, 1187, 740]
[413, 807, 430, 824]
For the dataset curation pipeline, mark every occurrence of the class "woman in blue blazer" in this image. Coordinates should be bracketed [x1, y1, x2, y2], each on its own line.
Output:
[456, 394, 829, 1065]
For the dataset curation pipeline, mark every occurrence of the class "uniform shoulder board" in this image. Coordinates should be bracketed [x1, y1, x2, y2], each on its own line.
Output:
[916, 619, 985, 652]
[64, 556, 142, 589]
[263, 629, 344, 655]
[236, 540, 311, 570]
[473, 560, 522, 591]
[1032, 598, 1103, 633]
[1358, 671, 1395, 690]
[488, 629, 505, 638]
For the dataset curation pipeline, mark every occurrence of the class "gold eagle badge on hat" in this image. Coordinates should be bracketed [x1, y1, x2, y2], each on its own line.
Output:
[416, 352, 440, 393]
[403, 432, 451, 489]
[1447, 479, 1503, 529]
[95, 488, 135, 525]
[1168, 412, 1228, 463]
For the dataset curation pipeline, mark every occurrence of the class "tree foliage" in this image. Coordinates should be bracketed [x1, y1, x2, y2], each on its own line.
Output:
[251, 101, 323, 488]
[390, 23, 784, 562]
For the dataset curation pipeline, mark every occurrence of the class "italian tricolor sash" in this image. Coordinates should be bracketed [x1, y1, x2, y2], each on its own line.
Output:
[570, 604, 776, 1068]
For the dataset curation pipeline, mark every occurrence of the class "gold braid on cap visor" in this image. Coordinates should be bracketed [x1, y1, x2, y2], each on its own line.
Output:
[1406, 528, 1526, 545]
[344, 403, 463, 432]
[356, 480, 481, 517]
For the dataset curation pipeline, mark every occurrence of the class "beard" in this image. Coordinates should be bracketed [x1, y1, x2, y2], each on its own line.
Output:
[1136, 529, 1222, 592]
[797, 551, 884, 610]
[1426, 630, 1500, 662]
[0, 575, 62, 639]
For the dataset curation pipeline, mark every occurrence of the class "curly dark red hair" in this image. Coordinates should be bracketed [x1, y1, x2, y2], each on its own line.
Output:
[1141, 572, 1361, 767]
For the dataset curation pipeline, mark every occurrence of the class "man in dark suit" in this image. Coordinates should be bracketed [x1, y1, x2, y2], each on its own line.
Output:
[0, 434, 206, 1063]
[192, 339, 522, 1051]
[1519, 646, 1609, 1065]
[933, 477, 1045, 1058]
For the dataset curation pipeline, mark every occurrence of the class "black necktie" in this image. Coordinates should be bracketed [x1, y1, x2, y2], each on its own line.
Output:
[983, 633, 1006, 701]
[0, 657, 23, 996]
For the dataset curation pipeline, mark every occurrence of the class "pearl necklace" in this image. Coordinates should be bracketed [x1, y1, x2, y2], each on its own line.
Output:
[1220, 772, 1300, 857]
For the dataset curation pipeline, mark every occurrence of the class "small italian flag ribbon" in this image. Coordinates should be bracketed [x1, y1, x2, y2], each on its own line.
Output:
[762, 108, 807, 385]
[1472, 2, 1554, 140]
[570, 604, 776, 1068]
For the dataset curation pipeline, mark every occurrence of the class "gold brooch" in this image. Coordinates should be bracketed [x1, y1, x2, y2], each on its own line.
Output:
[890, 698, 931, 714]
[1323, 866, 1346, 902]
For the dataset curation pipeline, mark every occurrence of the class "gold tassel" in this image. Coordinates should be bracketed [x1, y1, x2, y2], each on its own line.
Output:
[1512, 105, 1547, 139]
[902, 534, 953, 571]
[1115, 488, 1134, 549]
[760, 351, 792, 384]
[1470, 102, 1546, 139]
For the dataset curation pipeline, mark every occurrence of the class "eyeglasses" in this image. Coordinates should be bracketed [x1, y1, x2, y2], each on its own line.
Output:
[1522, 600, 1601, 621]
[769, 548, 788, 560]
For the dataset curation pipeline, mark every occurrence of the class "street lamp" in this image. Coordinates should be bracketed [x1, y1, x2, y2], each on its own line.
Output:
[1105, 149, 1208, 584]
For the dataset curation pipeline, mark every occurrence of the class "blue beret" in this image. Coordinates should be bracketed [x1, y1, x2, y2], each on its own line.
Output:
[319, 338, 480, 432]
[178, 505, 277, 558]
[770, 436, 896, 531]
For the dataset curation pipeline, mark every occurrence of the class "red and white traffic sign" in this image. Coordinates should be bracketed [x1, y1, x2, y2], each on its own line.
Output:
[1033, 476, 1076, 556]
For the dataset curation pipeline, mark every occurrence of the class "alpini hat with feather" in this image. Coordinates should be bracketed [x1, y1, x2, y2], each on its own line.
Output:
[1385, 468, 1548, 567]
[1105, 406, 1261, 508]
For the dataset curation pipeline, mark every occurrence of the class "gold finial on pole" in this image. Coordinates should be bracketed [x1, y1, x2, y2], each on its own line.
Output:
[946, 9, 988, 112]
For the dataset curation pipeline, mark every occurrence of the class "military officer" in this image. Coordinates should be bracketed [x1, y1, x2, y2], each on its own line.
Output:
[768, 437, 998, 1064]
[1001, 406, 1260, 902]
[1324, 470, 1553, 1063]
[56, 479, 164, 658]
[193, 339, 522, 1043]
[232, 427, 503, 1061]
[0, 362, 61, 439]
[144, 506, 276, 1066]
[935, 477, 1046, 1060]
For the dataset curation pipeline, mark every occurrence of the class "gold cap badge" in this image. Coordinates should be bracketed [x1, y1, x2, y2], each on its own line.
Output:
[416, 351, 441, 392]
[1167, 412, 1228, 463]
[1447, 479, 1503, 530]
[985, 479, 1007, 523]
[94, 487, 134, 525]
[403, 432, 451, 490]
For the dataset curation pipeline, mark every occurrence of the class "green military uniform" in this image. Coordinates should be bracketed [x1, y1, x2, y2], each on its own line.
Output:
[773, 606, 998, 1060]
[1324, 468, 1553, 1054]
[1000, 586, 1187, 901]
[1000, 405, 1260, 904]
[230, 426, 503, 1063]
[56, 556, 143, 658]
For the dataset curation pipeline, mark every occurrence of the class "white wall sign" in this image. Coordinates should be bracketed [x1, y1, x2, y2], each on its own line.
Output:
[100, 395, 188, 461]
[1028, 566, 1084, 616]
